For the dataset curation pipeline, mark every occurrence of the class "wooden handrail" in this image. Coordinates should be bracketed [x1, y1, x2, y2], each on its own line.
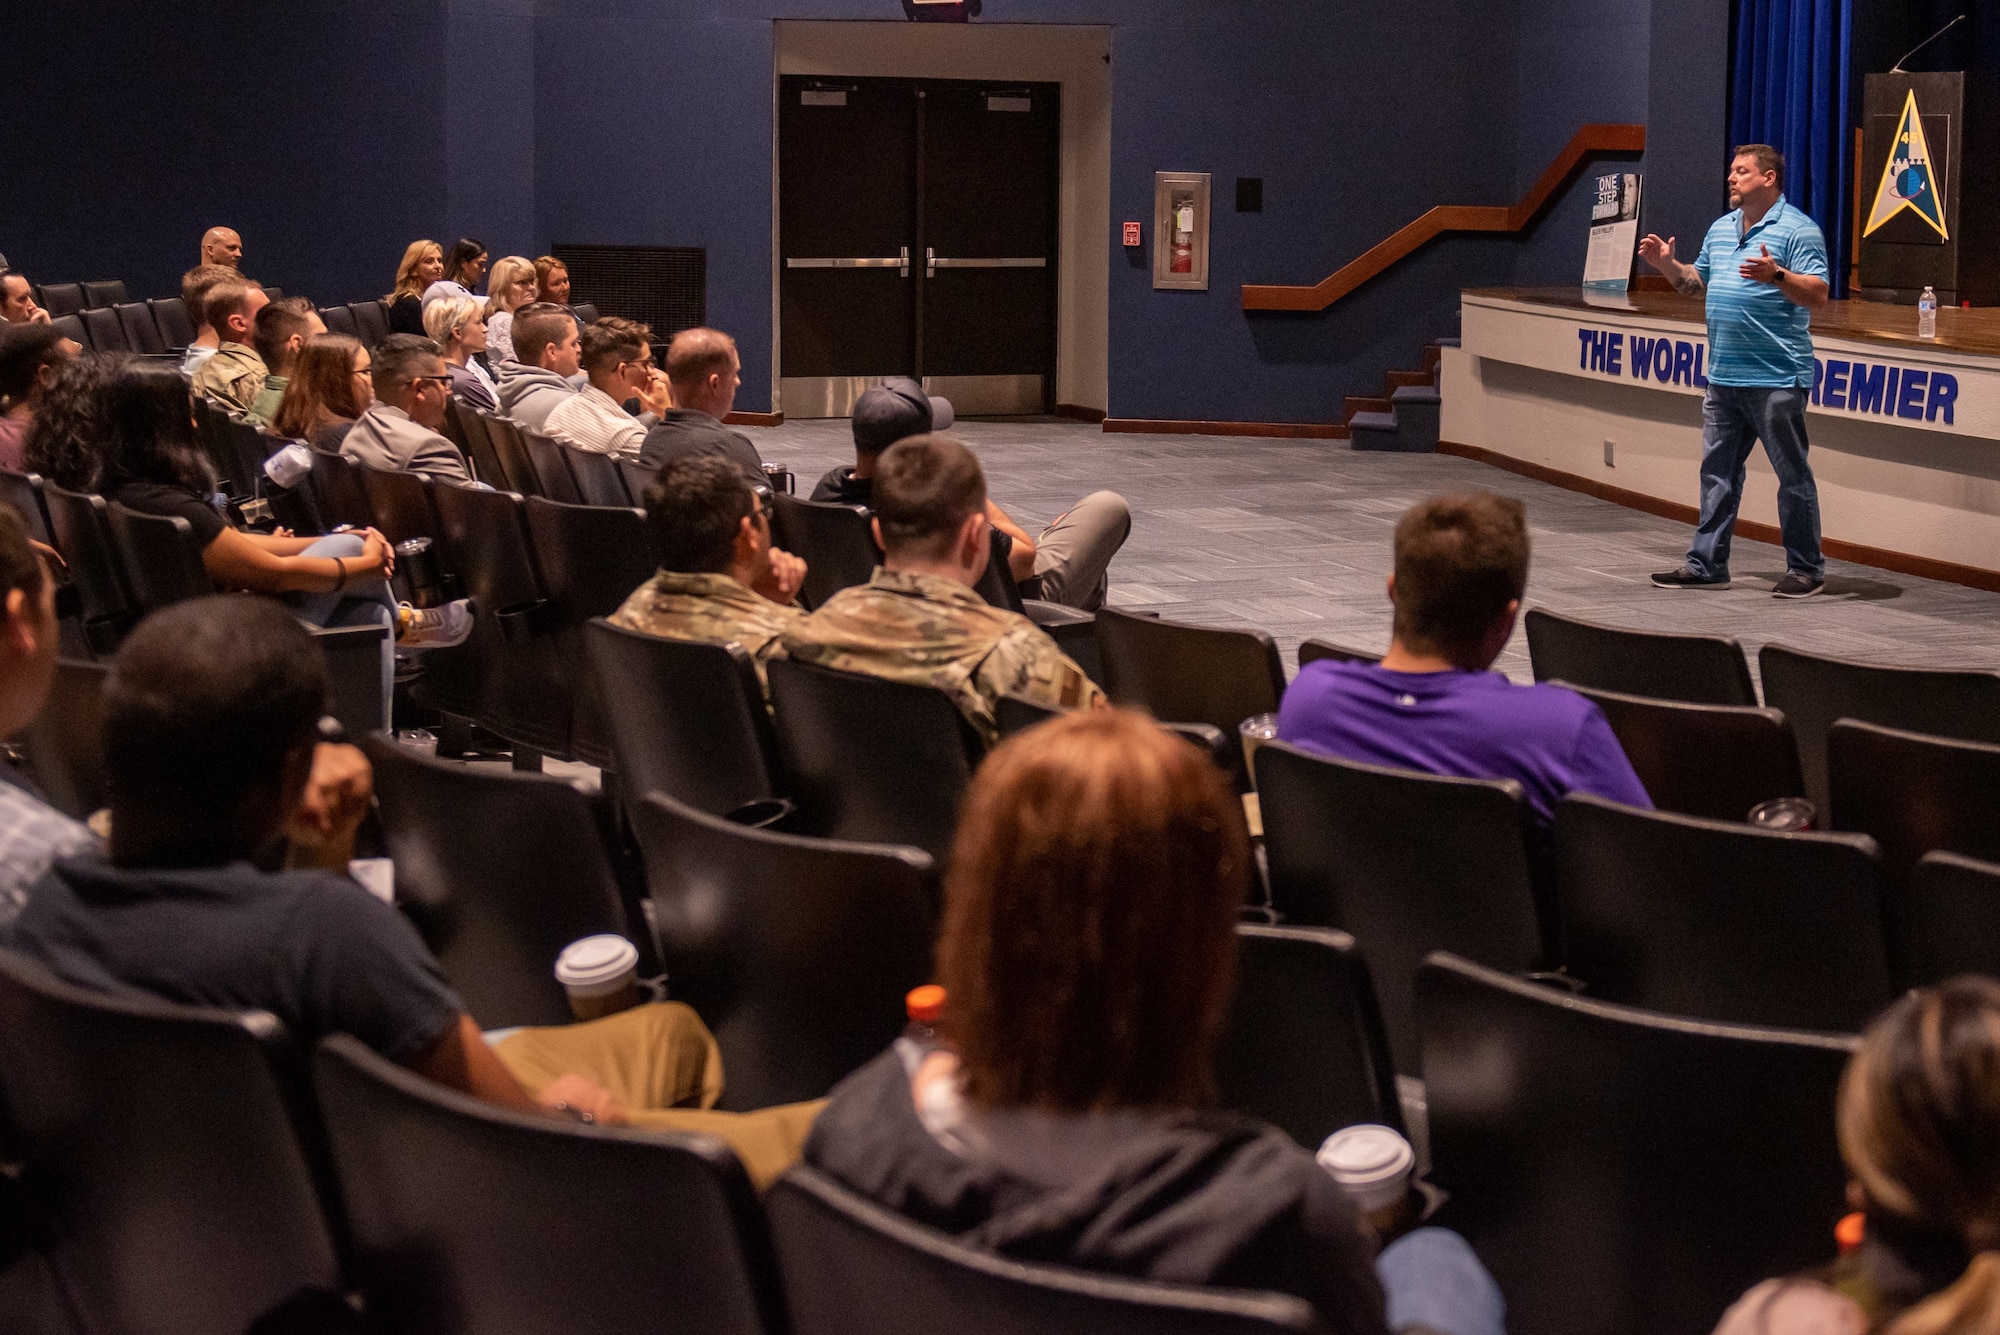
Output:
[1241, 123, 1646, 312]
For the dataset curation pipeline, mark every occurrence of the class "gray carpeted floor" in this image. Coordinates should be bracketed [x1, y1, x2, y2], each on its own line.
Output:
[752, 417, 2000, 687]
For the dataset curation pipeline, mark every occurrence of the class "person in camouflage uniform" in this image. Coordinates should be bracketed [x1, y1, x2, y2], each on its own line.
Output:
[610, 452, 807, 695]
[782, 434, 1101, 745]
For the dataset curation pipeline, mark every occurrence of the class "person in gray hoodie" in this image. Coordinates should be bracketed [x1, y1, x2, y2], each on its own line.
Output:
[494, 303, 581, 434]
[340, 334, 473, 485]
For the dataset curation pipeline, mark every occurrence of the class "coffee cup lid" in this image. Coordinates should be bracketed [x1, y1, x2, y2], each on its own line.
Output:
[1317, 1124, 1414, 1187]
[555, 935, 638, 989]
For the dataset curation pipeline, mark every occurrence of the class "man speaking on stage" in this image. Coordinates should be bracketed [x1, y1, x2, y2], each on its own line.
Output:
[1639, 144, 1831, 598]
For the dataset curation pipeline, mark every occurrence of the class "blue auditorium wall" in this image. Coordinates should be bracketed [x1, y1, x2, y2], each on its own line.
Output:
[3, 0, 1730, 423]
[0, 1, 458, 309]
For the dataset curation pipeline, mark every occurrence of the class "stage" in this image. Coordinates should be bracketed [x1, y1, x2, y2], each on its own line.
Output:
[1439, 287, 2000, 589]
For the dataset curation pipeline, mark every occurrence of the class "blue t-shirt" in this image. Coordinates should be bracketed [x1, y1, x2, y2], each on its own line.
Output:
[1, 853, 464, 1062]
[1275, 661, 1652, 828]
[1693, 196, 1828, 388]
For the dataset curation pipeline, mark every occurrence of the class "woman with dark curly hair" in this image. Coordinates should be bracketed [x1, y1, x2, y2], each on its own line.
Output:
[23, 351, 123, 491]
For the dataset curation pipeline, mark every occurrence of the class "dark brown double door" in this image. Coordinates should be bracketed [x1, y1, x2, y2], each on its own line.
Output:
[779, 75, 1059, 417]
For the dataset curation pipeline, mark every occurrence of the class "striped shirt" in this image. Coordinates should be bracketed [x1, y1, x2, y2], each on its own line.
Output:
[542, 383, 647, 460]
[1693, 195, 1828, 387]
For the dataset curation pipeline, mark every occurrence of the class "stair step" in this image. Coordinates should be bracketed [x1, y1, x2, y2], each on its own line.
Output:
[1433, 336, 1461, 348]
[1391, 384, 1441, 405]
[1342, 396, 1391, 419]
[1347, 411, 1399, 430]
[1421, 345, 1442, 372]
[1385, 369, 1433, 391]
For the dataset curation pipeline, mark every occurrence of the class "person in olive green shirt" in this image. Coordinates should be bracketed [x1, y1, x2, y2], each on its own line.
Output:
[243, 296, 324, 429]
[188, 280, 269, 416]
[610, 452, 807, 697]
[782, 435, 1101, 746]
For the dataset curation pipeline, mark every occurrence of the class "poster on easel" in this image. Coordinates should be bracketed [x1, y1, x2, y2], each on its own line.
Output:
[1583, 173, 1642, 292]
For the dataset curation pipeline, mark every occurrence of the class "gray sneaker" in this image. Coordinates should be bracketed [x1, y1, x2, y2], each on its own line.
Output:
[398, 599, 474, 649]
[1772, 573, 1826, 599]
[1651, 566, 1730, 589]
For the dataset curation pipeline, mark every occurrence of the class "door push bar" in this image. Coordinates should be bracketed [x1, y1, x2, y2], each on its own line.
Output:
[784, 247, 1049, 277]
[926, 247, 1048, 275]
[786, 246, 912, 276]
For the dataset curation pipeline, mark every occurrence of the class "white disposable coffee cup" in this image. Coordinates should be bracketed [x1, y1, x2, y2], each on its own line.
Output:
[1317, 1124, 1416, 1213]
[555, 935, 641, 1021]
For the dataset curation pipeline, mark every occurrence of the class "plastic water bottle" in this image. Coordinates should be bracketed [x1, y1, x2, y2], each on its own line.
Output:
[1919, 286, 1938, 340]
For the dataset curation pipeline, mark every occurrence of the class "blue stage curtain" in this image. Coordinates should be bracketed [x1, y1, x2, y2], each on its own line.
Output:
[1731, 0, 1853, 295]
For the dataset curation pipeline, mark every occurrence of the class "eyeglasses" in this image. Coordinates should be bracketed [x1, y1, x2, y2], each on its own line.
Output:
[413, 374, 452, 387]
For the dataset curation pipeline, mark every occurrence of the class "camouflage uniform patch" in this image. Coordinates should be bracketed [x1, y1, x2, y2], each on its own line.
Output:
[609, 570, 802, 694]
[780, 568, 1101, 745]
[190, 342, 268, 416]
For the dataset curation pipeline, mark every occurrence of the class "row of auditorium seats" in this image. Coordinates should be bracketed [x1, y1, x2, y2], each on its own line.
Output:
[34, 281, 599, 359]
[0, 931, 1859, 1335]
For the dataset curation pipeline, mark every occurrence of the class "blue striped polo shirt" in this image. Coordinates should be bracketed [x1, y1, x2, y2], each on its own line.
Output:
[1692, 195, 1829, 387]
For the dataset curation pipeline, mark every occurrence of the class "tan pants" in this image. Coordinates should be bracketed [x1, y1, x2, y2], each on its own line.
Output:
[494, 1001, 824, 1189]
[1031, 490, 1132, 611]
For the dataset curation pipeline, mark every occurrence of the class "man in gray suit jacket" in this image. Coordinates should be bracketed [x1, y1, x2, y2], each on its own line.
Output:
[341, 334, 473, 486]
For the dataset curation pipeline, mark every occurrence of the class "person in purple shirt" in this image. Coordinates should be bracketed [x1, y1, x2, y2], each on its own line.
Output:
[1278, 491, 1650, 827]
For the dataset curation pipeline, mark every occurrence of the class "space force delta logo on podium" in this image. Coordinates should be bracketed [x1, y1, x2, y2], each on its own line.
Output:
[1573, 326, 1961, 426]
[1865, 88, 1948, 241]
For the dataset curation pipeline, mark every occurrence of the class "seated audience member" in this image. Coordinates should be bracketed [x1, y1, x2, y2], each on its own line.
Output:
[0, 596, 823, 1186]
[0, 271, 50, 326]
[808, 707, 1504, 1335]
[815, 379, 1131, 611]
[611, 453, 806, 694]
[494, 303, 581, 431]
[0, 324, 79, 471]
[638, 327, 765, 476]
[22, 353, 119, 491]
[244, 297, 326, 429]
[273, 334, 373, 453]
[188, 280, 271, 415]
[199, 226, 243, 270]
[1713, 977, 2000, 1335]
[782, 435, 1099, 745]
[534, 254, 571, 309]
[386, 239, 444, 336]
[543, 319, 671, 459]
[481, 255, 538, 364]
[0, 506, 98, 927]
[423, 294, 497, 413]
[341, 334, 473, 485]
[422, 237, 487, 311]
[176, 264, 239, 372]
[1277, 492, 1648, 828]
[98, 363, 470, 656]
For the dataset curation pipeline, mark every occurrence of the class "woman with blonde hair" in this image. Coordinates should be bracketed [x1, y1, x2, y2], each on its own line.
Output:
[534, 255, 571, 307]
[482, 256, 539, 364]
[1715, 976, 2000, 1335]
[424, 295, 497, 412]
[804, 707, 1504, 1335]
[386, 240, 443, 335]
[272, 333, 374, 452]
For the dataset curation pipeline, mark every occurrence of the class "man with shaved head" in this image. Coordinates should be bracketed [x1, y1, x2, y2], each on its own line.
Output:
[638, 327, 765, 477]
[200, 227, 243, 270]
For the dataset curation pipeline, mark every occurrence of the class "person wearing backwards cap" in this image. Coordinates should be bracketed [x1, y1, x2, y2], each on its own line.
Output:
[812, 378, 1130, 611]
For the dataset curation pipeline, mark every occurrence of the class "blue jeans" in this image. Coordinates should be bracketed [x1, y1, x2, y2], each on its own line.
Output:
[1686, 385, 1823, 581]
[288, 534, 397, 724]
[1377, 1228, 1506, 1335]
